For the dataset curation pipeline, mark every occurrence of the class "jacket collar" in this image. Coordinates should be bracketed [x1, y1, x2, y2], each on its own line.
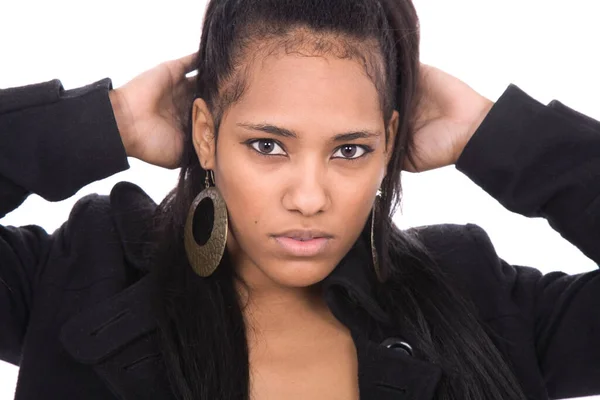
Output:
[60, 181, 442, 399]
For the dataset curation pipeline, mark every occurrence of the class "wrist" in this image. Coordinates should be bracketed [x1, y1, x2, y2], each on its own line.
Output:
[455, 98, 494, 163]
[108, 89, 138, 158]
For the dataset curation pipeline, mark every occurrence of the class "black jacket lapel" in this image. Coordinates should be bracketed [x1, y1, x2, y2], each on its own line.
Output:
[322, 228, 443, 399]
[59, 274, 175, 400]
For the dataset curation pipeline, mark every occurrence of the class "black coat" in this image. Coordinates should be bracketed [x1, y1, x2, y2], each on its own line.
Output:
[1, 78, 599, 400]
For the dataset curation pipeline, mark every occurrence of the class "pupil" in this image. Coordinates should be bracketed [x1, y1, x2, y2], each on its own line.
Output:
[260, 140, 273, 153]
[342, 145, 356, 158]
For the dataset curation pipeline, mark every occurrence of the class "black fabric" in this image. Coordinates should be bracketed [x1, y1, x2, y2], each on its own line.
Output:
[0, 78, 599, 400]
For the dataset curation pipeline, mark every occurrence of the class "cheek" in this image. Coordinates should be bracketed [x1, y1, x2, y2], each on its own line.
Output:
[338, 192, 375, 237]
[331, 172, 379, 235]
[220, 173, 263, 223]
[215, 151, 273, 244]
[330, 164, 381, 204]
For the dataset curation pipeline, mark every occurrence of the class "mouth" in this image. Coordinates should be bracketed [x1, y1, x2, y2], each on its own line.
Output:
[273, 236, 331, 257]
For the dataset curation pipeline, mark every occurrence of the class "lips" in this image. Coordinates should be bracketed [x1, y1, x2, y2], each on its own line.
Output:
[274, 229, 334, 241]
[273, 236, 331, 257]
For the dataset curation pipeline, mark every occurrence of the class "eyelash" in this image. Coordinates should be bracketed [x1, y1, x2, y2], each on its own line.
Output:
[244, 139, 374, 161]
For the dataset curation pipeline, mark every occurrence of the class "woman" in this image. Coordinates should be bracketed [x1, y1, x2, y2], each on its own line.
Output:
[1, 0, 599, 399]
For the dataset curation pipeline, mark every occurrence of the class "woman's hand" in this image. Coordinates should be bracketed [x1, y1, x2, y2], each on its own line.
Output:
[109, 52, 198, 169]
[405, 64, 494, 172]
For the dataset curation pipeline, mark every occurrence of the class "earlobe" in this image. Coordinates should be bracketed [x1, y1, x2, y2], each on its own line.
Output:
[192, 98, 216, 170]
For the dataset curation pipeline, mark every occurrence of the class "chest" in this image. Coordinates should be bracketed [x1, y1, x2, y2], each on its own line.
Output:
[248, 331, 360, 400]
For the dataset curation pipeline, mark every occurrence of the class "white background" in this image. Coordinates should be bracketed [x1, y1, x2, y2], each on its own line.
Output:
[1, 0, 599, 399]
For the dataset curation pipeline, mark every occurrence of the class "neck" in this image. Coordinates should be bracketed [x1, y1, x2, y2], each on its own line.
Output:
[235, 266, 331, 330]
[227, 235, 342, 339]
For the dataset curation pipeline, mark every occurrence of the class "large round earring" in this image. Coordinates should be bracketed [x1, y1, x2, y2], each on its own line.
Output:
[184, 169, 228, 277]
[371, 189, 383, 283]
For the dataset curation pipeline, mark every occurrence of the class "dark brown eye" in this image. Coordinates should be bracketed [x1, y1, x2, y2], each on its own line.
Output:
[333, 144, 368, 160]
[258, 140, 274, 153]
[340, 145, 357, 158]
[249, 139, 286, 155]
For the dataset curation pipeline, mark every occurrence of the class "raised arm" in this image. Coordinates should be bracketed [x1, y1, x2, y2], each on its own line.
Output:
[0, 52, 197, 366]
[0, 78, 129, 365]
[456, 84, 600, 398]
[456, 84, 600, 262]
[410, 65, 600, 398]
[0, 79, 129, 216]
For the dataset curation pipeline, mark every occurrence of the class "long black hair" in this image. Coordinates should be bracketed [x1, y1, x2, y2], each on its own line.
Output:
[148, 0, 528, 399]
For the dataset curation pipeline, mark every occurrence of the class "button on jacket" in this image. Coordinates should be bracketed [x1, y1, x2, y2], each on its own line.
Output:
[1, 78, 599, 400]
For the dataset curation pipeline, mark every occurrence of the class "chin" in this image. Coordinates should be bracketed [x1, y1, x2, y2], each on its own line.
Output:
[266, 259, 335, 288]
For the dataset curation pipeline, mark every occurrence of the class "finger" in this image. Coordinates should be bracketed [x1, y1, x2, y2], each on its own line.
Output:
[164, 52, 199, 78]
[176, 52, 199, 74]
[184, 76, 197, 98]
[402, 157, 417, 173]
[173, 75, 197, 99]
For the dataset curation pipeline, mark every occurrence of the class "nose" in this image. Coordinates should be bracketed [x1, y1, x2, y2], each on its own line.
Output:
[282, 163, 330, 216]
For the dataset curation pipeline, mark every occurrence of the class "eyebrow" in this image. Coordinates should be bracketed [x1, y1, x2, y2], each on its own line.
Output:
[236, 122, 381, 142]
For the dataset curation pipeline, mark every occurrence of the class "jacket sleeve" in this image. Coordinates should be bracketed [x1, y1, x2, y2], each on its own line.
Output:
[0, 78, 130, 365]
[455, 85, 600, 398]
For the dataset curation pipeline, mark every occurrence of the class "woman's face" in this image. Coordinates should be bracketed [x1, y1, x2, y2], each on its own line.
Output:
[193, 51, 398, 290]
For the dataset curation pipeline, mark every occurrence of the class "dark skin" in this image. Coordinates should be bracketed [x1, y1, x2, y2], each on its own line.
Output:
[193, 51, 394, 399]
[109, 46, 493, 399]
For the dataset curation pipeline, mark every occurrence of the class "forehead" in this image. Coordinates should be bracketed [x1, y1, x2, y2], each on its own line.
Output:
[229, 52, 384, 128]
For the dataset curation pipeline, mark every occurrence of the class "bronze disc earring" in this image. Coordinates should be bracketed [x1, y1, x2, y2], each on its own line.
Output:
[184, 169, 228, 277]
[371, 189, 383, 282]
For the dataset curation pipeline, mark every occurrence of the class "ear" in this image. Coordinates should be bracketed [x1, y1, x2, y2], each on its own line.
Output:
[192, 98, 217, 170]
[384, 110, 399, 167]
